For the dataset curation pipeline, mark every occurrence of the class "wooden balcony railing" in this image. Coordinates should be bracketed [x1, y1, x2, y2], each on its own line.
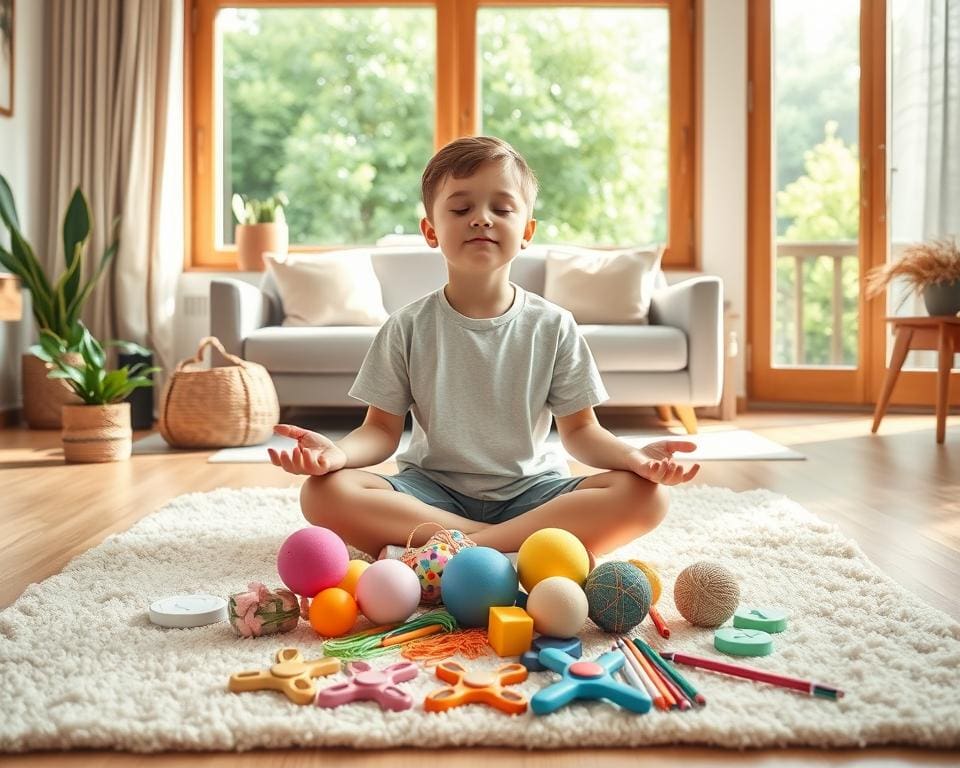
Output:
[775, 240, 857, 366]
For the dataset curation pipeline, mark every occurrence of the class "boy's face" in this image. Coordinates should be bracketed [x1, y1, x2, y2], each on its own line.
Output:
[420, 161, 536, 275]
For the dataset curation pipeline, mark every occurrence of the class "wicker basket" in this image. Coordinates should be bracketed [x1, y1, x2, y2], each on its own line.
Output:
[159, 336, 279, 448]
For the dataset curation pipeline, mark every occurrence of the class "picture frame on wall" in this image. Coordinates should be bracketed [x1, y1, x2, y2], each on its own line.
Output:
[0, 0, 12, 117]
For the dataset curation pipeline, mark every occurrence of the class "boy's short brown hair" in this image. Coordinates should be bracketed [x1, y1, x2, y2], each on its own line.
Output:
[421, 136, 538, 221]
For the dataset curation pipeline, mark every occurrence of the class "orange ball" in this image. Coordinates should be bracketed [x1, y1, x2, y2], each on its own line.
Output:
[337, 559, 370, 597]
[308, 587, 358, 637]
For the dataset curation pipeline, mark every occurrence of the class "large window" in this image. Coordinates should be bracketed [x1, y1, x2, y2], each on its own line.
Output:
[188, 0, 696, 269]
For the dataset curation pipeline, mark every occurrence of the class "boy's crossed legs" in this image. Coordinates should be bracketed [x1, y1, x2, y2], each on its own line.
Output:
[299, 468, 667, 558]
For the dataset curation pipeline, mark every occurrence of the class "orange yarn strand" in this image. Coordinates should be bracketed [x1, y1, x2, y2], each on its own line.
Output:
[401, 628, 491, 666]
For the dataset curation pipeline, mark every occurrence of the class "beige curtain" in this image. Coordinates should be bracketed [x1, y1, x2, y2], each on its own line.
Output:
[46, 0, 180, 374]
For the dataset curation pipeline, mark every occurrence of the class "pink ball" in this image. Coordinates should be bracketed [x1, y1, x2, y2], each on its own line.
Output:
[276, 527, 349, 597]
[355, 560, 421, 624]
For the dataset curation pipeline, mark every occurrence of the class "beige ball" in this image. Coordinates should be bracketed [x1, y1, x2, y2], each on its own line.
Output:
[674, 561, 740, 627]
[525, 576, 589, 638]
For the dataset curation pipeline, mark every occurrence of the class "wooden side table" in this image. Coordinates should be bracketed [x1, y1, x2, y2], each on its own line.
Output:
[871, 316, 960, 444]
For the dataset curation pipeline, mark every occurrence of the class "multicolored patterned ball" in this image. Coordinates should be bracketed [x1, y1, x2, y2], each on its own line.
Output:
[583, 561, 652, 634]
[411, 541, 455, 604]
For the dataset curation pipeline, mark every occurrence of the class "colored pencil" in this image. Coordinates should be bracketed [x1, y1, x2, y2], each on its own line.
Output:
[623, 637, 689, 711]
[380, 623, 443, 647]
[625, 636, 681, 709]
[661, 651, 845, 700]
[612, 644, 655, 704]
[633, 638, 706, 706]
[649, 606, 671, 638]
[615, 639, 665, 709]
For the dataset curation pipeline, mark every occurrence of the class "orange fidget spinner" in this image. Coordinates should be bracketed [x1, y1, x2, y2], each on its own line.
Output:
[424, 661, 529, 715]
[228, 647, 341, 705]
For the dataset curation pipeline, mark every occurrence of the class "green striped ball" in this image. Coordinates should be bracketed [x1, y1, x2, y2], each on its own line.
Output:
[584, 561, 652, 634]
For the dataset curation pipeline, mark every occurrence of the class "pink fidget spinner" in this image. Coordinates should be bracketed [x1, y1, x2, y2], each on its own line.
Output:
[315, 660, 419, 711]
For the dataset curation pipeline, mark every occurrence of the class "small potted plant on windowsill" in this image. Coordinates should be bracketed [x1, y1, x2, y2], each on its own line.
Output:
[232, 192, 289, 272]
[866, 237, 960, 316]
[32, 324, 160, 463]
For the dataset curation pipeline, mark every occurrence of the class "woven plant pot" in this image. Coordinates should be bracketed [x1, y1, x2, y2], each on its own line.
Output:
[22, 352, 83, 429]
[61, 402, 132, 463]
[159, 336, 279, 448]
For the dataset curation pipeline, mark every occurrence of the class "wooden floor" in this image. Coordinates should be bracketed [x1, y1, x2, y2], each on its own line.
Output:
[2, 409, 958, 766]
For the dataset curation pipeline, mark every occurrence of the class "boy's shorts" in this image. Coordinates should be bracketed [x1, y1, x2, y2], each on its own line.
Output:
[377, 467, 585, 524]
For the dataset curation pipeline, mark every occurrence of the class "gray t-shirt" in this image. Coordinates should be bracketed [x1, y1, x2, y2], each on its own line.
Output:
[348, 284, 608, 500]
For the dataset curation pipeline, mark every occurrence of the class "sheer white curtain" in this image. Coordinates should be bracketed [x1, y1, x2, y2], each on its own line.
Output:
[889, 0, 960, 244]
[46, 0, 182, 381]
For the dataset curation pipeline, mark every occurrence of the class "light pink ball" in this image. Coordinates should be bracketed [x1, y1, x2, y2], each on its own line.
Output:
[355, 559, 421, 624]
[276, 527, 349, 597]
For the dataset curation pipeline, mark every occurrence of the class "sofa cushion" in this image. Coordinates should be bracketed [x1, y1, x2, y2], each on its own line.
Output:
[244, 326, 380, 373]
[265, 251, 389, 326]
[580, 325, 687, 372]
[543, 245, 663, 324]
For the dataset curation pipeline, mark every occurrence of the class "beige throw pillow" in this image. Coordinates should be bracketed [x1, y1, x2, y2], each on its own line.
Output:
[264, 250, 389, 327]
[543, 245, 664, 324]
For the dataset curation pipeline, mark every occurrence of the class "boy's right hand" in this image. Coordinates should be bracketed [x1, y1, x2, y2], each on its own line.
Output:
[267, 424, 347, 476]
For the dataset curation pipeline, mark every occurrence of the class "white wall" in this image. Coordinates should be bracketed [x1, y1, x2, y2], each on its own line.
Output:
[0, 0, 48, 412]
[695, 0, 747, 398]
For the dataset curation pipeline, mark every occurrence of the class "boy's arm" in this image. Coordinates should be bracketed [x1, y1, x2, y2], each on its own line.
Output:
[556, 407, 700, 485]
[337, 406, 405, 468]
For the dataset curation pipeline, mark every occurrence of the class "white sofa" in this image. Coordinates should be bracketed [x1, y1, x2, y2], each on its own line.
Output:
[210, 245, 723, 433]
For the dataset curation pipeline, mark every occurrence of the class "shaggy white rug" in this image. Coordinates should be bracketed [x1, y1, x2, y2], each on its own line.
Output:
[1, 485, 958, 753]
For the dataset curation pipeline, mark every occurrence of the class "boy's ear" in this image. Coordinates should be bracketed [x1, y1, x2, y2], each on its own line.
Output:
[420, 217, 439, 248]
[521, 218, 537, 248]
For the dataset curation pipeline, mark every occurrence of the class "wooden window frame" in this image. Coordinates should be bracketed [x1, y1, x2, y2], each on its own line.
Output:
[185, 0, 698, 271]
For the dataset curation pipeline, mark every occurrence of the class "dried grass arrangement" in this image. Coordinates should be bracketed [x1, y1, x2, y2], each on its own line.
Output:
[865, 237, 960, 306]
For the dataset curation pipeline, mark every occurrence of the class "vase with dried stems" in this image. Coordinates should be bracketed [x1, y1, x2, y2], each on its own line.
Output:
[865, 237, 960, 316]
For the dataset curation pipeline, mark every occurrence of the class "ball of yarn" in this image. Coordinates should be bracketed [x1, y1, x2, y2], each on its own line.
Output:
[628, 559, 662, 604]
[276, 527, 349, 597]
[673, 561, 741, 627]
[336, 560, 370, 597]
[309, 587, 358, 637]
[517, 528, 591, 591]
[525, 576, 589, 638]
[441, 547, 519, 628]
[355, 559, 422, 625]
[584, 561, 652, 634]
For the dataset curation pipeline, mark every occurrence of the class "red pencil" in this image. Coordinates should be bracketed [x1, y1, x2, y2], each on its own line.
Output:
[649, 606, 670, 638]
[661, 651, 844, 700]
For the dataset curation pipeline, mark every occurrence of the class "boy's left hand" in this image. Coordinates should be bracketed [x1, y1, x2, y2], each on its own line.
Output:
[626, 439, 700, 485]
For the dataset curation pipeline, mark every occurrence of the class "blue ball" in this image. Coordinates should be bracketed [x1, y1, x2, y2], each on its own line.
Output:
[440, 547, 519, 628]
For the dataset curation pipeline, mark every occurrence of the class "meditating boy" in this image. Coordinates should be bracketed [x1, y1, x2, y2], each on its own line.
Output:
[269, 135, 699, 559]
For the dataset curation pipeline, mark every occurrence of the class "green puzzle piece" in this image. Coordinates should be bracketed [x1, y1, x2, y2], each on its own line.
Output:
[733, 607, 788, 633]
[714, 626, 774, 656]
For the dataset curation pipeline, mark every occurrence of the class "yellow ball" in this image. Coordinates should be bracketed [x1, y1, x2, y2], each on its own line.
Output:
[337, 559, 370, 597]
[517, 527, 590, 592]
[628, 559, 663, 604]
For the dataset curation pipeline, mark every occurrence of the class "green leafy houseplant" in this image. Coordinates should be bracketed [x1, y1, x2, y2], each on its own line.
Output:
[232, 192, 288, 225]
[0, 173, 119, 346]
[30, 324, 159, 405]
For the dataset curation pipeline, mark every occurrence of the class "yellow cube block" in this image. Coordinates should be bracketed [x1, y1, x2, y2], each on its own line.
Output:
[487, 606, 534, 657]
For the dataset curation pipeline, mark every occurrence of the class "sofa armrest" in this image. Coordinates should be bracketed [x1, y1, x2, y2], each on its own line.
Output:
[210, 278, 272, 360]
[649, 276, 723, 406]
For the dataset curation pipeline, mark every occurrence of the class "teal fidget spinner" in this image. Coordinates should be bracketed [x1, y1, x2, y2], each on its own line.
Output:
[530, 648, 652, 715]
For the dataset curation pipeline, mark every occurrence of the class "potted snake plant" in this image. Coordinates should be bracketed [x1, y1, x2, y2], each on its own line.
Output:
[0, 173, 119, 428]
[32, 324, 159, 462]
[232, 192, 288, 271]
